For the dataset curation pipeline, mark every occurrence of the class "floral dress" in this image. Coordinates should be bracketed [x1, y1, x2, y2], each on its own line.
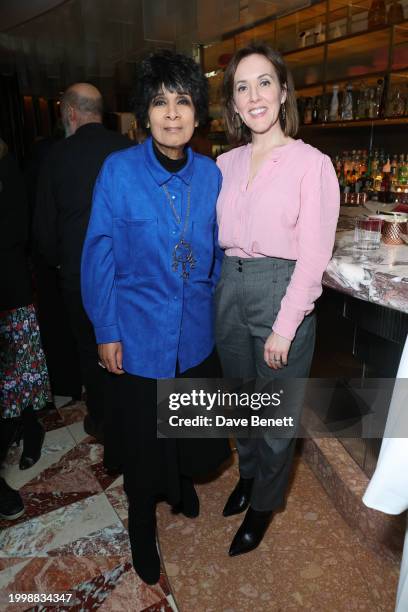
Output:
[0, 304, 51, 419]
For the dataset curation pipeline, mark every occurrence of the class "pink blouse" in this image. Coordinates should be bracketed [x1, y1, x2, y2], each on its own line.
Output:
[216, 139, 340, 342]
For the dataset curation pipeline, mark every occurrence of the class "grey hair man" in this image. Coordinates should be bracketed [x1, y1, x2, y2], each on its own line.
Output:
[34, 83, 132, 452]
[60, 83, 104, 137]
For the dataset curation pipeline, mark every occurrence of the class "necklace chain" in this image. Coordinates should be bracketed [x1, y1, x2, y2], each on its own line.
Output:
[162, 184, 196, 280]
[162, 184, 190, 231]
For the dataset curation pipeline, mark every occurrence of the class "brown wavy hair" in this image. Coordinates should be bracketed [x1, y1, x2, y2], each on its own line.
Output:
[222, 42, 299, 144]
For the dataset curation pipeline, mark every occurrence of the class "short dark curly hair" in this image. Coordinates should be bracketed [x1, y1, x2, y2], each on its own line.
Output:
[132, 50, 209, 129]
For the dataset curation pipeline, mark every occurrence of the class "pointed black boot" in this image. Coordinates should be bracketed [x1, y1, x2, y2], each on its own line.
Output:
[19, 407, 45, 470]
[0, 478, 25, 520]
[128, 500, 160, 585]
[222, 476, 254, 517]
[229, 506, 273, 557]
[172, 476, 200, 518]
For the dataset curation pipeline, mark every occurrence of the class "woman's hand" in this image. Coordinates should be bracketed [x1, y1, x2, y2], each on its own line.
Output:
[98, 342, 124, 375]
[264, 332, 291, 370]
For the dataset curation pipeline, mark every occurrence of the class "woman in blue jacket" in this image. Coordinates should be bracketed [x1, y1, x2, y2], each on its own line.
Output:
[81, 51, 229, 585]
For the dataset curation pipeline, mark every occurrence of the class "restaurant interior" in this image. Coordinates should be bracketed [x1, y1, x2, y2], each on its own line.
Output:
[1, 0, 408, 610]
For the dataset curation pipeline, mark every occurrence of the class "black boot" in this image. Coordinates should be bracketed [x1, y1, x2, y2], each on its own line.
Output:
[172, 475, 199, 518]
[0, 478, 25, 520]
[0, 417, 23, 466]
[229, 506, 273, 557]
[223, 476, 254, 517]
[19, 406, 45, 470]
[128, 499, 160, 585]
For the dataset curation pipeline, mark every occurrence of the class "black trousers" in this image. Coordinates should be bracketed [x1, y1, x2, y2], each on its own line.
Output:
[115, 351, 231, 507]
[62, 288, 107, 425]
[34, 260, 82, 398]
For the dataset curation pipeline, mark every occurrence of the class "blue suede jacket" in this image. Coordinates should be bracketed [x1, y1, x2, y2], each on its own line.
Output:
[81, 136, 223, 378]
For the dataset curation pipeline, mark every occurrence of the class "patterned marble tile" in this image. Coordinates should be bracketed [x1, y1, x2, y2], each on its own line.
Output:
[0, 559, 28, 572]
[36, 408, 65, 432]
[54, 396, 73, 410]
[90, 462, 118, 491]
[57, 400, 88, 426]
[0, 493, 120, 558]
[66, 420, 88, 444]
[48, 523, 131, 558]
[107, 474, 124, 490]
[0, 427, 76, 492]
[96, 563, 168, 611]
[15, 561, 169, 612]
[105, 483, 128, 522]
[0, 557, 125, 610]
[22, 464, 101, 495]
[0, 491, 93, 530]
[0, 560, 31, 612]
[19, 562, 132, 612]
[141, 598, 176, 612]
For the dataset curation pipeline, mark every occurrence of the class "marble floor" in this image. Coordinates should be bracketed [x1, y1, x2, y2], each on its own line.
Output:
[0, 399, 400, 611]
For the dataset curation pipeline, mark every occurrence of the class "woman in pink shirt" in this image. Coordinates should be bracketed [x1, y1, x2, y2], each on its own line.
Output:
[216, 43, 340, 556]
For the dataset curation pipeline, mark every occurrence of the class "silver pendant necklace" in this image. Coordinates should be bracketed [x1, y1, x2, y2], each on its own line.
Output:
[162, 184, 196, 280]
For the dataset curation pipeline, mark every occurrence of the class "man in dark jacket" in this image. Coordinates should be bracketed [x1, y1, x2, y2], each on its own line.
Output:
[34, 83, 132, 443]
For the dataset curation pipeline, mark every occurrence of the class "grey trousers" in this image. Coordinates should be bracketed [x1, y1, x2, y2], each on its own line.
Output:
[215, 256, 316, 511]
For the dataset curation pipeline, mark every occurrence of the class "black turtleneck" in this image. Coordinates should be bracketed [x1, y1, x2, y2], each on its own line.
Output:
[153, 141, 187, 173]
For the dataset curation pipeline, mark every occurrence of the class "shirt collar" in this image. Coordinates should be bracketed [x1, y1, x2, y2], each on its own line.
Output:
[143, 136, 194, 186]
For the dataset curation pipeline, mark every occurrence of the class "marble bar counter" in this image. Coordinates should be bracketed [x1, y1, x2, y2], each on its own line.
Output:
[303, 207, 408, 561]
[323, 206, 408, 315]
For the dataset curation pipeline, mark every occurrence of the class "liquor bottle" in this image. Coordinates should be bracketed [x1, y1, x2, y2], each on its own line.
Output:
[321, 94, 329, 123]
[368, 88, 377, 118]
[335, 155, 343, 180]
[329, 85, 340, 121]
[314, 21, 326, 43]
[360, 150, 368, 176]
[391, 154, 399, 191]
[341, 83, 354, 120]
[355, 88, 366, 120]
[343, 150, 352, 174]
[368, 0, 386, 28]
[372, 149, 380, 175]
[363, 88, 371, 118]
[387, 0, 404, 24]
[389, 87, 406, 116]
[380, 158, 391, 192]
[378, 77, 388, 118]
[378, 148, 386, 170]
[344, 171, 352, 194]
[375, 80, 384, 117]
[351, 150, 358, 172]
[304, 98, 313, 124]
[297, 98, 306, 124]
[312, 97, 320, 123]
[399, 154, 408, 185]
